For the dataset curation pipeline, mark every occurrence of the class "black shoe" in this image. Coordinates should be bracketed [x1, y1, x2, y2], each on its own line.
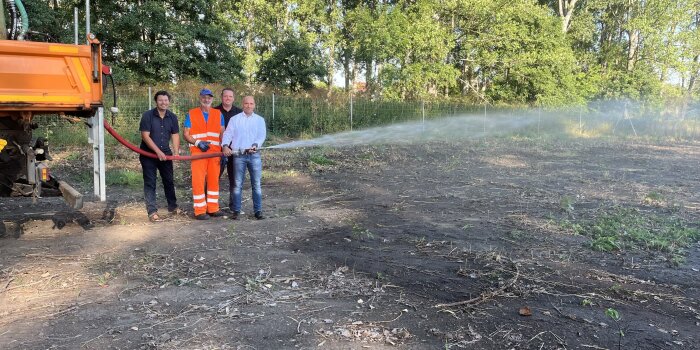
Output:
[254, 211, 264, 220]
[208, 211, 224, 217]
[195, 213, 210, 220]
[231, 211, 239, 220]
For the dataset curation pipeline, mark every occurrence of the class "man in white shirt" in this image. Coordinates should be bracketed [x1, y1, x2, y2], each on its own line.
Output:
[221, 96, 267, 220]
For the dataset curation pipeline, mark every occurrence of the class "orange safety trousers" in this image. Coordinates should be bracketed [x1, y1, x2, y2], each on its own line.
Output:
[191, 157, 220, 215]
[187, 107, 222, 216]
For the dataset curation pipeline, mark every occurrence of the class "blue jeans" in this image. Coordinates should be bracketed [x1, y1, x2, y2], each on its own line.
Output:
[220, 155, 236, 209]
[233, 153, 262, 213]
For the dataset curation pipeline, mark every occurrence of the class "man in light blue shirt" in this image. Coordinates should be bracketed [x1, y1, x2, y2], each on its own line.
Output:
[222, 96, 267, 220]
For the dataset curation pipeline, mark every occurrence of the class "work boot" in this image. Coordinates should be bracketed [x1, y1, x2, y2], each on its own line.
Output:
[254, 211, 264, 220]
[195, 213, 210, 220]
[231, 211, 239, 220]
[208, 211, 224, 217]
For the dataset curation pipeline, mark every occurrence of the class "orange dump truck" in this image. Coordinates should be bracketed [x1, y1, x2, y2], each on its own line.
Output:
[0, 37, 104, 116]
[0, 32, 106, 208]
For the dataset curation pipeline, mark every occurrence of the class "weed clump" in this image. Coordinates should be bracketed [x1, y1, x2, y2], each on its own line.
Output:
[563, 207, 700, 264]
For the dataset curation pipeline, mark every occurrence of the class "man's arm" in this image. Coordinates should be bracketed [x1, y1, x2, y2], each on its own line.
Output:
[171, 133, 180, 156]
[182, 113, 197, 146]
[221, 122, 234, 156]
[139, 113, 167, 161]
[219, 114, 226, 143]
[183, 127, 195, 146]
[252, 116, 267, 151]
[142, 131, 167, 161]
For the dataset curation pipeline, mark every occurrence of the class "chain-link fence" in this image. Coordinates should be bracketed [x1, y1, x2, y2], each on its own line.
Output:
[33, 87, 700, 147]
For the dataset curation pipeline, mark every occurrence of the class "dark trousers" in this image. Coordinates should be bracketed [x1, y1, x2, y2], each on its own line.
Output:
[219, 155, 236, 210]
[140, 155, 177, 215]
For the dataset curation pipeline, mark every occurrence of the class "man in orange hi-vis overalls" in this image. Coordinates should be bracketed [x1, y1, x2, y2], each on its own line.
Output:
[183, 88, 226, 220]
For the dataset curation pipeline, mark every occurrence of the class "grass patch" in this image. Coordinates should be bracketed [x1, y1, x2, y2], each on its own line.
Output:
[309, 152, 335, 166]
[644, 192, 663, 202]
[643, 191, 666, 206]
[263, 169, 299, 181]
[106, 169, 142, 188]
[351, 223, 374, 240]
[64, 152, 82, 161]
[560, 195, 575, 213]
[563, 207, 700, 263]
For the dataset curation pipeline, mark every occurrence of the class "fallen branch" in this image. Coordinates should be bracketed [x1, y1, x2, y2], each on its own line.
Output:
[1, 274, 58, 293]
[434, 258, 519, 308]
[287, 316, 302, 333]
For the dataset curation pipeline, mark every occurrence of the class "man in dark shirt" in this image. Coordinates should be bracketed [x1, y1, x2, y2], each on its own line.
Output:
[139, 90, 181, 222]
[214, 87, 243, 212]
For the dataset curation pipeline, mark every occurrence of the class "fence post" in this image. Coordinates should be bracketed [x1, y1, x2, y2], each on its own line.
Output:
[148, 87, 152, 110]
[272, 93, 275, 133]
[350, 93, 353, 131]
[483, 104, 487, 134]
[73, 7, 79, 44]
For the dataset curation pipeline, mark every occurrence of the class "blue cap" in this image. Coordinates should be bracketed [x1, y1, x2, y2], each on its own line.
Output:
[199, 88, 214, 97]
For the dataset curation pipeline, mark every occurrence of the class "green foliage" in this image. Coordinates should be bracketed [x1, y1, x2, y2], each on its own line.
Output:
[566, 207, 700, 259]
[560, 196, 575, 213]
[309, 152, 335, 166]
[93, 0, 241, 83]
[352, 223, 374, 240]
[257, 37, 327, 92]
[605, 307, 625, 347]
[106, 169, 142, 188]
[581, 298, 594, 307]
[15, 0, 699, 101]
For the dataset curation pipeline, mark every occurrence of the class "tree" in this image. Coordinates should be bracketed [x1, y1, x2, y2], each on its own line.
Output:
[219, 0, 285, 87]
[257, 36, 326, 92]
[541, 0, 582, 33]
[293, 0, 344, 90]
[446, 0, 588, 106]
[91, 0, 240, 83]
[348, 1, 458, 99]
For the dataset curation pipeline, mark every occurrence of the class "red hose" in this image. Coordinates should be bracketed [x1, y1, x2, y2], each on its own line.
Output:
[103, 119, 223, 161]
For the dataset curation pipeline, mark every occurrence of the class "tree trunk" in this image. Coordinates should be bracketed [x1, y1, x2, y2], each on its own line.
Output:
[326, 43, 335, 97]
[460, 63, 469, 96]
[626, 29, 639, 71]
[558, 0, 578, 33]
[343, 51, 351, 91]
[690, 12, 700, 93]
[625, 0, 640, 72]
[689, 54, 699, 93]
[365, 59, 373, 94]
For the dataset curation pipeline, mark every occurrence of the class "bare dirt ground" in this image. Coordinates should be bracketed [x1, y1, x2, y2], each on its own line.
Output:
[1, 138, 699, 349]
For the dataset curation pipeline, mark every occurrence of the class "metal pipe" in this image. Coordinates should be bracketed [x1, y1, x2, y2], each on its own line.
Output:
[85, 0, 90, 43]
[74, 7, 78, 44]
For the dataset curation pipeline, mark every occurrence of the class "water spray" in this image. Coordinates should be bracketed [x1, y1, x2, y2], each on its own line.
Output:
[264, 113, 539, 150]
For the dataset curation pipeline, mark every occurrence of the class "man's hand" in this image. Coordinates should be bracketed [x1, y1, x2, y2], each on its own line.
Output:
[195, 140, 211, 152]
[155, 149, 167, 161]
[248, 143, 258, 153]
[222, 145, 233, 157]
